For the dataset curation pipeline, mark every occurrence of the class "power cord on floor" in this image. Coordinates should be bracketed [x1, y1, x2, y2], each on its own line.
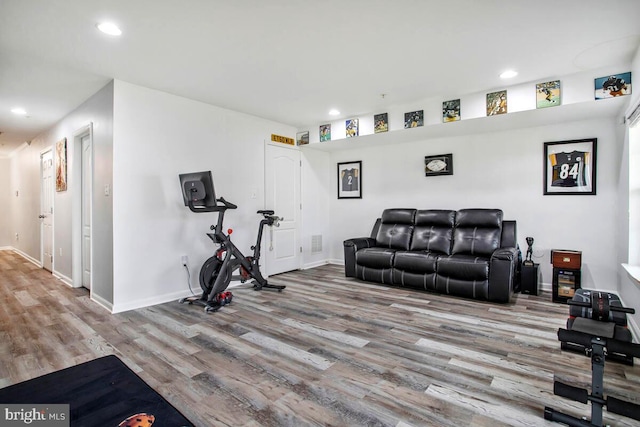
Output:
[183, 264, 197, 296]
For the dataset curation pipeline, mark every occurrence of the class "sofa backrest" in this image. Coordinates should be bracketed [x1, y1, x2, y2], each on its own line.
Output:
[376, 209, 416, 250]
[410, 210, 456, 254]
[452, 209, 503, 257]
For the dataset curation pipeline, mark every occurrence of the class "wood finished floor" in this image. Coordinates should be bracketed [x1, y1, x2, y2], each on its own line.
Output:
[1, 249, 639, 427]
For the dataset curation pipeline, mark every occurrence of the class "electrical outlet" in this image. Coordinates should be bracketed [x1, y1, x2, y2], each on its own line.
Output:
[15, 233, 19, 241]
[181, 255, 188, 266]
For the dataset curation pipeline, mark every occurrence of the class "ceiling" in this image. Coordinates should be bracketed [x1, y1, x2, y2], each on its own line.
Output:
[1, 0, 639, 157]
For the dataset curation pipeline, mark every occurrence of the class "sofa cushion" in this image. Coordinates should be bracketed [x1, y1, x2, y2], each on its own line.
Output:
[393, 269, 436, 291]
[437, 255, 490, 281]
[410, 210, 456, 254]
[355, 247, 396, 269]
[393, 251, 439, 273]
[452, 209, 503, 257]
[375, 209, 416, 250]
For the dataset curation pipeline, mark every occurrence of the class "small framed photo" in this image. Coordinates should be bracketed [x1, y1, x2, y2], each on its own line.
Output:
[319, 124, 331, 142]
[442, 99, 461, 122]
[346, 118, 359, 137]
[425, 154, 453, 177]
[296, 131, 309, 146]
[487, 90, 507, 116]
[337, 161, 362, 199]
[404, 110, 424, 128]
[374, 113, 388, 133]
[544, 138, 597, 195]
[595, 72, 632, 99]
[536, 80, 561, 108]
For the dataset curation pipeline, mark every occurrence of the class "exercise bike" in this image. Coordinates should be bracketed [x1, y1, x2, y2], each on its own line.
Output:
[178, 171, 285, 313]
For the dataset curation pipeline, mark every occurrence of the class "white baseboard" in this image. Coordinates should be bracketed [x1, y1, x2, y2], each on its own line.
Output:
[327, 259, 344, 265]
[0, 246, 13, 251]
[53, 270, 73, 287]
[111, 289, 193, 314]
[91, 293, 114, 313]
[11, 247, 42, 267]
[302, 260, 330, 270]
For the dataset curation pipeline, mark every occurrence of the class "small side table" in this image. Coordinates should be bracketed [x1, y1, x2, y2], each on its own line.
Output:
[521, 263, 541, 296]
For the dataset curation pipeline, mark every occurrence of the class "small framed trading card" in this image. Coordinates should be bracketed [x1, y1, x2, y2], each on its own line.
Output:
[346, 118, 359, 137]
[442, 99, 461, 122]
[319, 124, 331, 142]
[296, 131, 309, 145]
[536, 80, 561, 108]
[595, 72, 632, 99]
[486, 90, 507, 116]
[404, 110, 424, 128]
[374, 113, 388, 133]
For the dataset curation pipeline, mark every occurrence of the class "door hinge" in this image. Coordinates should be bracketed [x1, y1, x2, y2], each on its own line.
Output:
[300, 246, 303, 253]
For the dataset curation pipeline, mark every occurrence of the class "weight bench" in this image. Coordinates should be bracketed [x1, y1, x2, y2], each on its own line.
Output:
[545, 290, 640, 426]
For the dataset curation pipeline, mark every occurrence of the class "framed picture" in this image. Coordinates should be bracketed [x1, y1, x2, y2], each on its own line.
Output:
[55, 137, 67, 192]
[374, 113, 388, 133]
[595, 72, 631, 99]
[544, 138, 597, 195]
[442, 99, 460, 122]
[319, 124, 331, 141]
[337, 161, 362, 199]
[425, 154, 453, 176]
[404, 110, 424, 128]
[487, 90, 507, 116]
[346, 118, 359, 137]
[296, 131, 309, 146]
[536, 80, 561, 108]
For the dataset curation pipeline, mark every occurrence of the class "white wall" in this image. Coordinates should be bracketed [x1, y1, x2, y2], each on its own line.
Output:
[0, 157, 10, 247]
[301, 149, 331, 268]
[326, 116, 624, 293]
[111, 80, 297, 312]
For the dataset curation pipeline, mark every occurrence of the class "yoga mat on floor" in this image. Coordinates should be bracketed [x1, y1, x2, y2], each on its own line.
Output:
[0, 355, 194, 427]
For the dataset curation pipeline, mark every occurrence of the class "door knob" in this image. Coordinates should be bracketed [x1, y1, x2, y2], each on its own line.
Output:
[38, 215, 45, 219]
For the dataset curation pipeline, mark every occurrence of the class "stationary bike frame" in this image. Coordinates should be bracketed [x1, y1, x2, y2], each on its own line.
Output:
[182, 196, 285, 312]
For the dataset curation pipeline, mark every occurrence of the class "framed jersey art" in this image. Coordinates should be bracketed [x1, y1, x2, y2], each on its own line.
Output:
[544, 138, 597, 195]
[337, 161, 362, 199]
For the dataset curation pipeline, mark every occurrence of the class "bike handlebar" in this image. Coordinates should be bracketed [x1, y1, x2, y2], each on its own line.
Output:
[187, 197, 237, 213]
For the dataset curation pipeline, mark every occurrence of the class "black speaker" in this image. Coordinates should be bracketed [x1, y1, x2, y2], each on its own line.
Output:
[521, 263, 540, 295]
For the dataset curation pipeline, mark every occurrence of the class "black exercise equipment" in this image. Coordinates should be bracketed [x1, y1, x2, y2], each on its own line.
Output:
[562, 289, 634, 365]
[544, 291, 640, 426]
[178, 171, 285, 313]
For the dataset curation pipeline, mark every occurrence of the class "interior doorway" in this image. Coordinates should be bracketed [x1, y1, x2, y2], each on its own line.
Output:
[40, 149, 54, 271]
[72, 124, 93, 290]
[264, 142, 301, 276]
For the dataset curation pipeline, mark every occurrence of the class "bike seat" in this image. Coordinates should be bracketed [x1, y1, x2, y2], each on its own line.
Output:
[257, 210, 275, 215]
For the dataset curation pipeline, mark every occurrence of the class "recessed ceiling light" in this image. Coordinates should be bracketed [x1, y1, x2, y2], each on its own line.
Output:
[11, 107, 27, 115]
[329, 109, 340, 116]
[97, 22, 122, 36]
[500, 70, 518, 79]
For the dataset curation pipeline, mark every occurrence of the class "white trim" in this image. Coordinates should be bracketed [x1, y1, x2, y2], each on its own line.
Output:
[91, 293, 114, 313]
[40, 148, 54, 272]
[52, 270, 73, 287]
[622, 263, 640, 283]
[72, 123, 93, 290]
[0, 246, 13, 251]
[111, 290, 191, 314]
[327, 258, 345, 265]
[12, 248, 42, 267]
[302, 260, 330, 270]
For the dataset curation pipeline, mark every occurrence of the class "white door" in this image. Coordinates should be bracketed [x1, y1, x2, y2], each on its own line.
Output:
[81, 134, 92, 289]
[265, 143, 301, 275]
[40, 150, 54, 271]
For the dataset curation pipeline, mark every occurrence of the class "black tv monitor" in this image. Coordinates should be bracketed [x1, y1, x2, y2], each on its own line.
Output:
[179, 171, 217, 207]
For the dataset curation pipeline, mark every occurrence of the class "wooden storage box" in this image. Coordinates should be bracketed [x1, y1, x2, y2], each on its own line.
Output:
[551, 250, 582, 269]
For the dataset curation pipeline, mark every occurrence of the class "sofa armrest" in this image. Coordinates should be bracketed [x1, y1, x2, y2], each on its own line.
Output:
[344, 237, 376, 277]
[488, 247, 519, 302]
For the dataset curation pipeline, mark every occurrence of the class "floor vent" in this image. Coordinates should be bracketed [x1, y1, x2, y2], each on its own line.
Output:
[311, 235, 322, 253]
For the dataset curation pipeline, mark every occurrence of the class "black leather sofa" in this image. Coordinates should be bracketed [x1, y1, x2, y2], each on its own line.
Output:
[343, 208, 520, 303]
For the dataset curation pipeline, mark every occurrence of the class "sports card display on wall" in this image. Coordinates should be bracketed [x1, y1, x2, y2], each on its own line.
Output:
[404, 110, 424, 128]
[425, 154, 453, 177]
[486, 90, 507, 116]
[544, 138, 597, 195]
[346, 118, 359, 137]
[442, 99, 461, 122]
[374, 113, 388, 133]
[296, 131, 309, 145]
[337, 161, 362, 199]
[319, 124, 331, 142]
[536, 80, 561, 108]
[595, 72, 632, 99]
